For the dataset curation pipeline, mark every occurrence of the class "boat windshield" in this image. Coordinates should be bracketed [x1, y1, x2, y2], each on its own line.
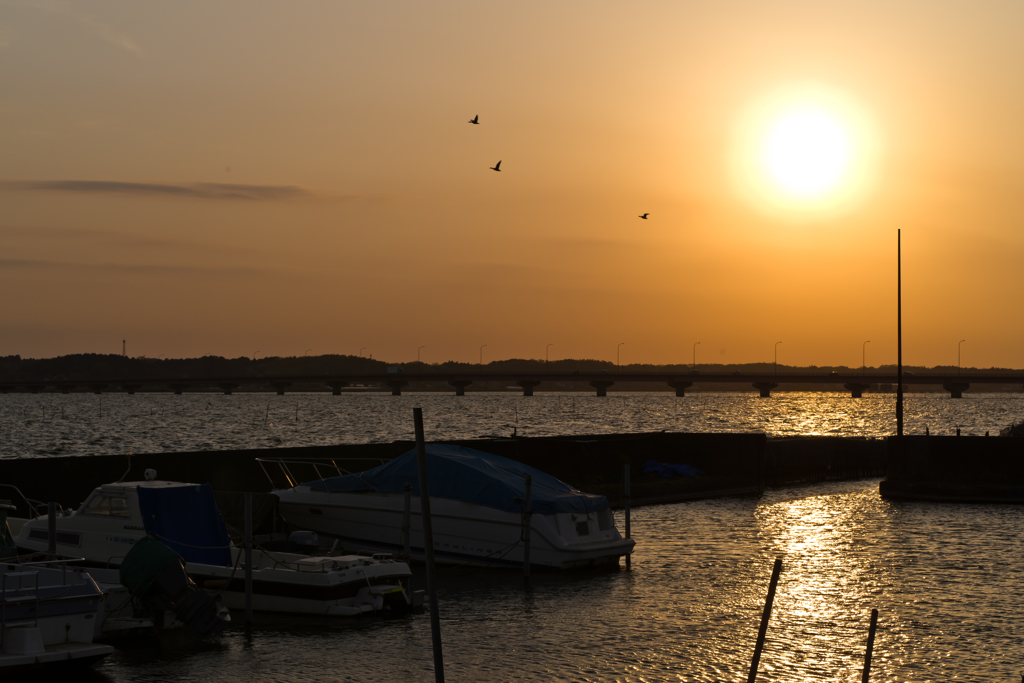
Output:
[80, 495, 131, 518]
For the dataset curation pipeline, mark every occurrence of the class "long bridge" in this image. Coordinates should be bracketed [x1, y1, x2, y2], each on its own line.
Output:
[3, 372, 1022, 398]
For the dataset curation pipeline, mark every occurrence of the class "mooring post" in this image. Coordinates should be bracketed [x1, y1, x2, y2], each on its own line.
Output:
[523, 474, 532, 578]
[402, 483, 412, 560]
[862, 608, 878, 683]
[747, 557, 783, 683]
[624, 464, 631, 570]
[47, 502, 57, 555]
[244, 493, 253, 623]
[414, 407, 445, 683]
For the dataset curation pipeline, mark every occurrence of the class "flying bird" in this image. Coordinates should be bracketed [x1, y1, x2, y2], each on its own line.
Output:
[639, 213, 649, 219]
[490, 160, 502, 172]
[469, 115, 479, 124]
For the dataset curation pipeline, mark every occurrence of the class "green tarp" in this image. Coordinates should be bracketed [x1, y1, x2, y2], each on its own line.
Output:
[119, 535, 182, 597]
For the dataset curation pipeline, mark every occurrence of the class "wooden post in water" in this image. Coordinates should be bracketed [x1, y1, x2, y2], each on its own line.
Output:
[862, 608, 879, 683]
[523, 474, 532, 578]
[244, 493, 253, 623]
[624, 464, 631, 570]
[47, 502, 57, 555]
[402, 483, 412, 560]
[414, 407, 445, 683]
[747, 557, 783, 683]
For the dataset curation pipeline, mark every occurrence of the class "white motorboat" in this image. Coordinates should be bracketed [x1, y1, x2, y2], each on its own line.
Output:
[12, 474, 416, 617]
[267, 444, 635, 570]
[1, 559, 114, 672]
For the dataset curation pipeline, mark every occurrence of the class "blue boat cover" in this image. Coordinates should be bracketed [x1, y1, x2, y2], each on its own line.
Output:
[307, 444, 609, 515]
[137, 483, 232, 566]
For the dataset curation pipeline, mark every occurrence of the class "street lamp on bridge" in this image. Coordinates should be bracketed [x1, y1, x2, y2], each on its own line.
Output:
[546, 343, 553, 363]
[774, 341, 782, 376]
[692, 341, 700, 371]
[418, 345, 425, 363]
[617, 342, 625, 367]
[480, 345, 487, 364]
[958, 339, 966, 376]
[862, 340, 870, 376]
[359, 347, 367, 357]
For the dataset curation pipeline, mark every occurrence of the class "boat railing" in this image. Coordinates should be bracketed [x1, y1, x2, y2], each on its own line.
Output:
[0, 484, 54, 519]
[1, 568, 40, 647]
[256, 457, 390, 491]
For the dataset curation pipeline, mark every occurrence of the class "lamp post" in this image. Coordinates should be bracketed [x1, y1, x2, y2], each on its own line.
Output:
[418, 345, 425, 363]
[693, 342, 700, 371]
[862, 340, 870, 376]
[479, 345, 487, 364]
[774, 341, 782, 376]
[617, 342, 625, 367]
[958, 339, 965, 376]
[304, 348, 312, 357]
[359, 347, 367, 357]
[546, 343, 553, 363]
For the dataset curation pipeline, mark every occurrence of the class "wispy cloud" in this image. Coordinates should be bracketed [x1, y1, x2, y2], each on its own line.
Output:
[0, 180, 311, 201]
[0, 226, 260, 255]
[0, 258, 270, 276]
[2, 1, 143, 56]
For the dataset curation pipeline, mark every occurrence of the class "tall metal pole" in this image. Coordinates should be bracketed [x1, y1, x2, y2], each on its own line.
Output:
[522, 474, 532, 578]
[774, 341, 782, 376]
[617, 342, 625, 367]
[693, 341, 700, 371]
[414, 408, 445, 683]
[863, 341, 870, 376]
[359, 347, 367, 357]
[418, 345, 426, 363]
[402, 483, 412, 559]
[546, 343, 553, 363]
[47, 502, 57, 555]
[897, 229, 904, 437]
[747, 558, 783, 683]
[244, 493, 253, 623]
[479, 345, 487, 364]
[958, 339, 965, 377]
[624, 464, 631, 571]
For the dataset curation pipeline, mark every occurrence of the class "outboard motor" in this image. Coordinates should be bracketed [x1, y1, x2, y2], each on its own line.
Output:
[289, 530, 319, 555]
[120, 536, 231, 636]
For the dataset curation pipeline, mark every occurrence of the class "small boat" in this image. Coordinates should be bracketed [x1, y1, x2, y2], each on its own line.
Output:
[0, 559, 114, 672]
[11, 473, 416, 617]
[267, 444, 635, 570]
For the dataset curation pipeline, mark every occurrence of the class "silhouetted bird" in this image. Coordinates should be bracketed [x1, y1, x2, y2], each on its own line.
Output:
[639, 213, 649, 219]
[469, 115, 479, 124]
[490, 160, 502, 172]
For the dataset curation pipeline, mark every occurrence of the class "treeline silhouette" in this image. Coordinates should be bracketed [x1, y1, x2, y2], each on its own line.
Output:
[0, 353, 1016, 382]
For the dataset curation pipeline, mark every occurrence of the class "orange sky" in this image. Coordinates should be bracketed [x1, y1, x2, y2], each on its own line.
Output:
[2, 1, 1023, 368]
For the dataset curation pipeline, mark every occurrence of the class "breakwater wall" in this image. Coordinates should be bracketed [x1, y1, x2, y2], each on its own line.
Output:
[0, 432, 892, 514]
[880, 435, 1024, 503]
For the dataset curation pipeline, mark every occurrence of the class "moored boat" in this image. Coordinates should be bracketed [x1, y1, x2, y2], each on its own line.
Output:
[268, 444, 635, 570]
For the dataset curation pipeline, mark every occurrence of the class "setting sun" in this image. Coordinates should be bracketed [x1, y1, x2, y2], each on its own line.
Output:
[735, 85, 880, 217]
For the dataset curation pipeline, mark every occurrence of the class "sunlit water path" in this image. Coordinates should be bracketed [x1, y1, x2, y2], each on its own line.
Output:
[83, 479, 1023, 682]
[3, 392, 1023, 457]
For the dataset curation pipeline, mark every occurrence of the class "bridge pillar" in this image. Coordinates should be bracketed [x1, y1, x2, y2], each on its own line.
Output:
[668, 381, 693, 397]
[943, 382, 969, 399]
[844, 382, 870, 399]
[218, 383, 240, 395]
[273, 382, 291, 396]
[0, 385, 14, 394]
[122, 384, 142, 395]
[589, 380, 614, 397]
[518, 380, 541, 397]
[169, 383, 189, 395]
[449, 380, 472, 396]
[753, 382, 778, 398]
[327, 382, 349, 395]
[386, 381, 408, 396]
[59, 385, 74, 394]
[89, 384, 107, 395]
[29, 386, 40, 394]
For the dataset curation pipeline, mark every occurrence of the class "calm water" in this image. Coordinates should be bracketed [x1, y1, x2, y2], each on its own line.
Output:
[76, 479, 1023, 682]
[2, 391, 1024, 457]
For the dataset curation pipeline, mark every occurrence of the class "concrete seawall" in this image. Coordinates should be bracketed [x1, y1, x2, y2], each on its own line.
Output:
[0, 432, 892, 514]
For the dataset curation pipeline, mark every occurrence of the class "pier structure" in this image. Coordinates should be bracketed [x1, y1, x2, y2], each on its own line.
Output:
[1, 372, 1021, 397]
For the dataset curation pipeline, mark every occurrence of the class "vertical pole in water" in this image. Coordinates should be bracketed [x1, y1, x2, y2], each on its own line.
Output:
[896, 229, 904, 437]
[47, 502, 57, 555]
[862, 608, 879, 683]
[414, 407, 445, 683]
[624, 464, 631, 570]
[244, 493, 253, 623]
[402, 483, 412, 560]
[747, 557, 783, 683]
[523, 474, 532, 578]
